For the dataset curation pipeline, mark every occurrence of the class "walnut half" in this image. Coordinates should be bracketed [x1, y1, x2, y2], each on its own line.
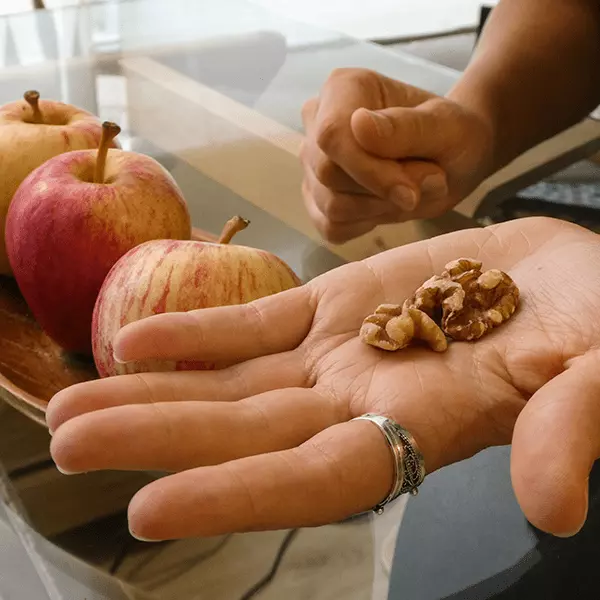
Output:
[359, 305, 447, 352]
[442, 267, 519, 341]
[360, 258, 519, 352]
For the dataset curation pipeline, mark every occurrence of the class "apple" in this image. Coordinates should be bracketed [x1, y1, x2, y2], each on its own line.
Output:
[0, 91, 108, 275]
[92, 216, 301, 377]
[6, 121, 191, 355]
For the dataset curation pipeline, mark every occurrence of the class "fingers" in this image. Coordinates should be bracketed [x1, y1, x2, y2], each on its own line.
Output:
[304, 168, 394, 223]
[511, 351, 600, 537]
[302, 181, 399, 244]
[302, 95, 366, 196]
[315, 123, 418, 209]
[301, 73, 449, 242]
[299, 137, 365, 195]
[46, 351, 304, 433]
[126, 419, 394, 539]
[303, 71, 426, 207]
[301, 160, 448, 243]
[50, 388, 344, 475]
[112, 285, 313, 364]
[381, 159, 448, 217]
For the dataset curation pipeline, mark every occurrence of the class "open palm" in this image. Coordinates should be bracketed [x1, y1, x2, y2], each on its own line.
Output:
[47, 217, 600, 540]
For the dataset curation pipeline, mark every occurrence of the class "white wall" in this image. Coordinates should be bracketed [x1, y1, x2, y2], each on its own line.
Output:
[252, 0, 492, 39]
[0, 1, 494, 37]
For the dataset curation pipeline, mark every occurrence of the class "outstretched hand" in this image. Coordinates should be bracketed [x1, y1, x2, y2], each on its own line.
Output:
[47, 217, 600, 540]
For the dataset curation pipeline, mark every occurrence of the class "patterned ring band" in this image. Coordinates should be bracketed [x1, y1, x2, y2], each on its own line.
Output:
[352, 413, 426, 514]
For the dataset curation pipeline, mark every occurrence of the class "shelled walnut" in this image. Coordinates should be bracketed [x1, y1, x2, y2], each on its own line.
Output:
[360, 258, 519, 352]
[360, 304, 448, 352]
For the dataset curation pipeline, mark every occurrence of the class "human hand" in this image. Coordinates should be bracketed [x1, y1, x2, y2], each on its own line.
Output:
[47, 217, 600, 540]
[301, 68, 495, 243]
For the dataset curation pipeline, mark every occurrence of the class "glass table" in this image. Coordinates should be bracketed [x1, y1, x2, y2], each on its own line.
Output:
[0, 1, 599, 600]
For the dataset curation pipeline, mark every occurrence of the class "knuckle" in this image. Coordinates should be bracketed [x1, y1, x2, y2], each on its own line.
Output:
[133, 373, 162, 404]
[320, 196, 347, 222]
[353, 68, 382, 90]
[330, 68, 382, 102]
[428, 96, 457, 119]
[315, 117, 341, 154]
[317, 68, 382, 154]
[310, 187, 329, 216]
[310, 185, 348, 223]
[320, 220, 350, 245]
[328, 67, 357, 81]
[304, 180, 356, 244]
[310, 209, 339, 242]
[329, 67, 375, 84]
[313, 156, 337, 186]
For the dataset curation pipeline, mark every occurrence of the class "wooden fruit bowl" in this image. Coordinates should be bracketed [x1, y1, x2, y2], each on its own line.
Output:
[0, 228, 217, 427]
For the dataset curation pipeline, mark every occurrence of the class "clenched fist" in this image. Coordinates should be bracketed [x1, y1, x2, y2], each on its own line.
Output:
[300, 68, 495, 243]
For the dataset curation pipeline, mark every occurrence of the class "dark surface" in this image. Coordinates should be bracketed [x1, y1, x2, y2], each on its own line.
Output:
[474, 183, 600, 234]
[389, 446, 600, 599]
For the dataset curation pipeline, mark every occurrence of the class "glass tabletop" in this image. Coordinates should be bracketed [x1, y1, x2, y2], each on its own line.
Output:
[0, 1, 477, 599]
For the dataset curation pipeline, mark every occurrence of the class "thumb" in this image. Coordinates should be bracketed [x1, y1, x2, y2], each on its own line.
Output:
[351, 99, 455, 161]
[511, 352, 600, 537]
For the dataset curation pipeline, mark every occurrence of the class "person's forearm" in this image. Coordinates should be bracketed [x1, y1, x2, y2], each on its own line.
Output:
[447, 0, 600, 171]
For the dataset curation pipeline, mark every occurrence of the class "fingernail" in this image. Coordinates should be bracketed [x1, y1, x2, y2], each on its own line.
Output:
[390, 185, 418, 211]
[421, 174, 447, 197]
[54, 464, 79, 476]
[364, 109, 394, 138]
[113, 350, 128, 364]
[129, 528, 162, 543]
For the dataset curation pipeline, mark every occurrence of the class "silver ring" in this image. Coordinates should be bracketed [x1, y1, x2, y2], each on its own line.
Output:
[352, 413, 426, 514]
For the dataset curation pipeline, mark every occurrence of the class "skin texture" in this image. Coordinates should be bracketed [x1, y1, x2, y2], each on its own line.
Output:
[47, 217, 600, 540]
[6, 149, 191, 354]
[0, 97, 105, 274]
[92, 239, 301, 377]
[448, 0, 600, 168]
[300, 0, 600, 243]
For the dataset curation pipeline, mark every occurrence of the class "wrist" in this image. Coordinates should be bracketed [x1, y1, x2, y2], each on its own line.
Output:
[446, 75, 505, 175]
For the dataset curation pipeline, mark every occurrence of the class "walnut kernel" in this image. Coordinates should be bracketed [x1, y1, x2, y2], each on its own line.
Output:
[360, 305, 405, 351]
[442, 266, 519, 341]
[359, 305, 446, 352]
[407, 308, 447, 352]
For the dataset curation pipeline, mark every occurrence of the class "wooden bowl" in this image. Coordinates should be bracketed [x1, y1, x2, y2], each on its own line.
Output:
[0, 228, 217, 427]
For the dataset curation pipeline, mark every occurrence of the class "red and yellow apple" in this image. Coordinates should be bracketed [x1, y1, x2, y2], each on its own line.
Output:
[6, 121, 191, 355]
[92, 217, 301, 377]
[0, 91, 109, 275]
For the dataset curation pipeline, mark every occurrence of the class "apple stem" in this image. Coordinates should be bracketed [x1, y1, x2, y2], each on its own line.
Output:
[218, 216, 250, 244]
[24, 90, 42, 124]
[94, 121, 121, 184]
